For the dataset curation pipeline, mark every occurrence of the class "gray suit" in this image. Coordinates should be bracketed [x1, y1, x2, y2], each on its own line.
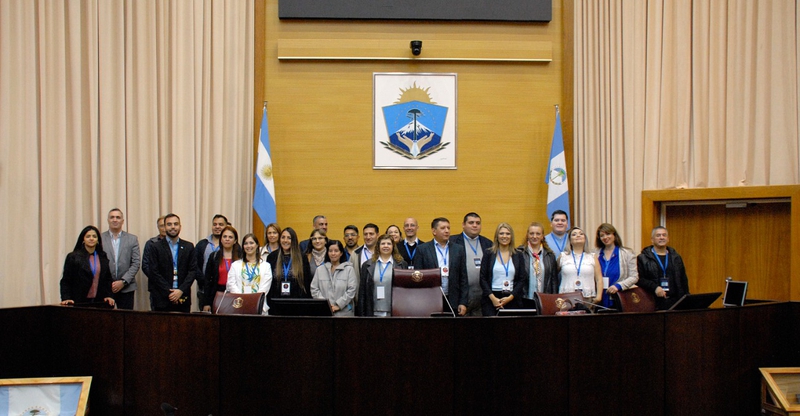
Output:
[102, 230, 140, 292]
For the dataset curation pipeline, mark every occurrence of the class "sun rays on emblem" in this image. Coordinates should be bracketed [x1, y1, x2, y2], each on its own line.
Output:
[260, 165, 273, 180]
[395, 82, 436, 105]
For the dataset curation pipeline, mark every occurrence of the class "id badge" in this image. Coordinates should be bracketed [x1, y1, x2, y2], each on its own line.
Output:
[377, 285, 386, 300]
[441, 266, 449, 278]
[281, 282, 291, 296]
[503, 280, 513, 292]
[603, 277, 609, 289]
[408, 265, 414, 270]
[473, 258, 481, 268]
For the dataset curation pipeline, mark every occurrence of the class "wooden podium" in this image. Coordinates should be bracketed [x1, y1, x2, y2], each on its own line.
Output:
[761, 368, 800, 415]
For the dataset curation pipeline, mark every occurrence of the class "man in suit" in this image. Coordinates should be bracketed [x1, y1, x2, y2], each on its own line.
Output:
[544, 210, 570, 256]
[342, 225, 359, 263]
[351, 223, 379, 293]
[399, 217, 424, 269]
[419, 217, 469, 316]
[142, 213, 198, 312]
[299, 215, 328, 252]
[449, 212, 492, 316]
[101, 208, 140, 310]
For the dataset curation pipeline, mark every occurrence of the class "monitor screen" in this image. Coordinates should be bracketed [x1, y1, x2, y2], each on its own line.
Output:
[268, 298, 333, 317]
[723, 280, 748, 307]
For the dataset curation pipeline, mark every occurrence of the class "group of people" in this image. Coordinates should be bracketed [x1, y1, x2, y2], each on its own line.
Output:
[59, 209, 691, 315]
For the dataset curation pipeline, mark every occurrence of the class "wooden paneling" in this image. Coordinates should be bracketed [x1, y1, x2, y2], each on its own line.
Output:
[334, 318, 453, 415]
[220, 316, 334, 415]
[453, 317, 570, 413]
[255, 0, 566, 243]
[0, 307, 53, 378]
[124, 312, 220, 416]
[666, 204, 728, 297]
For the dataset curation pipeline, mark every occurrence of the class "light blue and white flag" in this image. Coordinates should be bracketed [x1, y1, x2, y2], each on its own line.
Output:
[253, 105, 277, 225]
[545, 109, 570, 226]
[0, 383, 82, 415]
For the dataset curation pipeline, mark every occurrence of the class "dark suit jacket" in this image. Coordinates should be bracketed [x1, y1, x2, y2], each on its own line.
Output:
[449, 233, 492, 259]
[398, 239, 425, 269]
[265, 250, 312, 300]
[101, 230, 140, 292]
[60, 250, 113, 303]
[143, 237, 198, 309]
[417, 240, 469, 307]
[479, 249, 527, 311]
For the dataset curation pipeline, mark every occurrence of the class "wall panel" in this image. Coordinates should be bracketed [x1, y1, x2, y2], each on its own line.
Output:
[255, 0, 566, 241]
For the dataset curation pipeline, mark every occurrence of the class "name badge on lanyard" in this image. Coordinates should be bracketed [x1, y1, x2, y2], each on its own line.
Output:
[377, 286, 386, 299]
[281, 282, 291, 296]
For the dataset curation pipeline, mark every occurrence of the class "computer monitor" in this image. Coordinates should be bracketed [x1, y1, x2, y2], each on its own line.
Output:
[668, 292, 722, 311]
[723, 280, 748, 307]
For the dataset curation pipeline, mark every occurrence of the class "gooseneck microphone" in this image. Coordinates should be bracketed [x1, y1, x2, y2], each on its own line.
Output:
[440, 286, 456, 317]
[214, 289, 230, 314]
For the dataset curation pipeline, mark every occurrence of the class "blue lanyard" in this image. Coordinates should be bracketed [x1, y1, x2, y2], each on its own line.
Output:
[223, 257, 231, 273]
[404, 241, 417, 260]
[282, 257, 292, 281]
[168, 240, 179, 271]
[652, 248, 669, 276]
[601, 247, 618, 276]
[572, 252, 585, 277]
[435, 243, 449, 266]
[553, 234, 567, 253]
[244, 262, 259, 281]
[463, 233, 479, 256]
[89, 251, 99, 275]
[498, 252, 510, 278]
[378, 260, 391, 283]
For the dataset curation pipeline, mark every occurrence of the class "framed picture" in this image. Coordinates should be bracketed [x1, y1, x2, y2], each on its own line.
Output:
[0, 376, 91, 416]
[373, 72, 457, 169]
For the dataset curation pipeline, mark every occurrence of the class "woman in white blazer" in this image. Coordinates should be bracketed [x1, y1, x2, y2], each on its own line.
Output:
[227, 233, 273, 315]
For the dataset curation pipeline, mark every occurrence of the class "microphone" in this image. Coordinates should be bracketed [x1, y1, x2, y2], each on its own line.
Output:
[439, 286, 456, 317]
[161, 403, 177, 416]
[572, 298, 617, 313]
[214, 289, 230, 314]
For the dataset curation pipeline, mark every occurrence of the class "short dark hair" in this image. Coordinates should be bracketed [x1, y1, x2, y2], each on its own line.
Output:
[344, 225, 359, 234]
[550, 210, 568, 221]
[165, 213, 180, 223]
[363, 223, 379, 234]
[431, 217, 450, 229]
[212, 214, 229, 224]
[463, 212, 480, 223]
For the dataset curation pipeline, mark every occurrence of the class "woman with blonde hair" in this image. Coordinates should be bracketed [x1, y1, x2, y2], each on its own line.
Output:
[479, 223, 527, 316]
[558, 226, 603, 305]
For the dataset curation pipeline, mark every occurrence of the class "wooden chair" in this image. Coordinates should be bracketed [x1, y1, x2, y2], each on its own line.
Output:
[392, 268, 444, 317]
[212, 291, 266, 315]
[614, 286, 656, 313]
[533, 292, 585, 315]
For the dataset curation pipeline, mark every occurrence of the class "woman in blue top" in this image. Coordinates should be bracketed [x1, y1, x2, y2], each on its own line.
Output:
[594, 223, 639, 308]
[479, 223, 527, 316]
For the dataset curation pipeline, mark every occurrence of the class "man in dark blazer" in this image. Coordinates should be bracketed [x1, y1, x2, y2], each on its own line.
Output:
[101, 208, 140, 310]
[418, 217, 469, 316]
[449, 212, 493, 316]
[142, 213, 198, 312]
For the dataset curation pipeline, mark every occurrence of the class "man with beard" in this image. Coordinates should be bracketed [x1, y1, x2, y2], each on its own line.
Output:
[143, 213, 198, 312]
[195, 214, 228, 306]
[343, 225, 359, 262]
[544, 210, 570, 256]
[101, 208, 140, 310]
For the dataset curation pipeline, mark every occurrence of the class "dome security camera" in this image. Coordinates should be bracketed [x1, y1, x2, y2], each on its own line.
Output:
[410, 40, 422, 56]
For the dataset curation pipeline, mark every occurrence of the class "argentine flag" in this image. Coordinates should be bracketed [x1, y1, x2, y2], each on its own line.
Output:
[0, 383, 83, 415]
[545, 109, 570, 226]
[253, 105, 277, 225]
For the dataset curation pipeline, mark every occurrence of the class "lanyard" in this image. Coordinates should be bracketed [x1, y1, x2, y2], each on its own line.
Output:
[553, 234, 567, 253]
[601, 246, 618, 276]
[435, 243, 449, 266]
[223, 257, 231, 273]
[244, 262, 259, 282]
[652, 248, 669, 276]
[463, 233, 479, 256]
[572, 252, 585, 277]
[378, 260, 391, 283]
[89, 251, 99, 275]
[282, 257, 292, 281]
[498, 252, 510, 278]
[168, 239, 179, 272]
[404, 241, 417, 260]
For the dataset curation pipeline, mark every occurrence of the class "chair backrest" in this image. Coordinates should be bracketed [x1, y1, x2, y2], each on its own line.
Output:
[212, 291, 265, 315]
[534, 292, 585, 315]
[614, 286, 656, 313]
[392, 268, 444, 317]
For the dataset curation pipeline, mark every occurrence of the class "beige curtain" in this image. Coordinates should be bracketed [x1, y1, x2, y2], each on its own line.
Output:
[0, 0, 254, 309]
[574, 0, 799, 251]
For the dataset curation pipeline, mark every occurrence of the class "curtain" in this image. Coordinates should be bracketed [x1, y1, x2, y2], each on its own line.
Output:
[0, 0, 255, 309]
[573, 0, 799, 251]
